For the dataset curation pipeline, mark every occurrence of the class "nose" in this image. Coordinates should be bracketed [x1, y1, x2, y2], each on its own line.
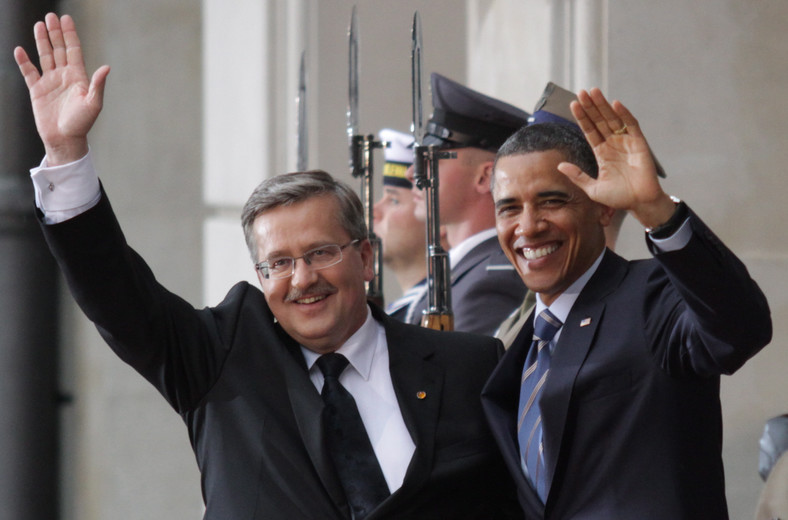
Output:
[290, 256, 319, 289]
[516, 206, 546, 237]
[372, 198, 383, 223]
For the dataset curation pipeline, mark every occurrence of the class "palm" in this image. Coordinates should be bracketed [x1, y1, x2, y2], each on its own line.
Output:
[585, 133, 660, 211]
[29, 63, 98, 145]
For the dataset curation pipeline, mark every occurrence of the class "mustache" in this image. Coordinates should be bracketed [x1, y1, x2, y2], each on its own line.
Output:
[285, 282, 338, 302]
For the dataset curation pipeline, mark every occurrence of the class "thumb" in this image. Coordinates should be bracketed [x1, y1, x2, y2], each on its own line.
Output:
[87, 65, 110, 108]
[557, 161, 596, 194]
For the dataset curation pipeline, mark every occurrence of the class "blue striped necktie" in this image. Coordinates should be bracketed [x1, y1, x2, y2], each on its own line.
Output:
[517, 308, 562, 502]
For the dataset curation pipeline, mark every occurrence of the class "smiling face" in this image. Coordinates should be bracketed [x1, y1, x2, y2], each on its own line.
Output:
[493, 150, 612, 306]
[252, 194, 373, 353]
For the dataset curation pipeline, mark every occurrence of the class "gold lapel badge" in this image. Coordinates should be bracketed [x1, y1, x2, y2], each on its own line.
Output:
[416, 391, 427, 400]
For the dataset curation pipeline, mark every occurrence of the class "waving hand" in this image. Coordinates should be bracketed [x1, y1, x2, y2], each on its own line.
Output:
[557, 88, 676, 229]
[14, 13, 109, 166]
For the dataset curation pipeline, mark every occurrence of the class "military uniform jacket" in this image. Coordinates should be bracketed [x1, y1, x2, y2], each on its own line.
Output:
[410, 235, 527, 336]
[39, 193, 521, 520]
[482, 208, 772, 519]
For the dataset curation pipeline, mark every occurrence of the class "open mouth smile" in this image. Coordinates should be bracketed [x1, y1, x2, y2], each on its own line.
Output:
[519, 243, 559, 260]
[295, 295, 327, 304]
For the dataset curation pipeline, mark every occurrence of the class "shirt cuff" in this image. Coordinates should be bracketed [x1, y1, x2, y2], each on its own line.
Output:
[649, 217, 692, 252]
[30, 151, 101, 224]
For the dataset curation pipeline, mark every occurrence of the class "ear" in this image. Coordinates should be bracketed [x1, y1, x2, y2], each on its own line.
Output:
[359, 238, 375, 282]
[598, 204, 617, 227]
[474, 160, 494, 194]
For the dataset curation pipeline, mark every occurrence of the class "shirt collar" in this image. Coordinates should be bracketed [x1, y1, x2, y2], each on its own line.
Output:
[301, 306, 377, 381]
[449, 228, 498, 269]
[534, 249, 607, 324]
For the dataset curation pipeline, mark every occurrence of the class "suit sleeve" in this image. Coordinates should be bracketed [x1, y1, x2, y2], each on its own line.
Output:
[38, 189, 238, 412]
[644, 206, 772, 376]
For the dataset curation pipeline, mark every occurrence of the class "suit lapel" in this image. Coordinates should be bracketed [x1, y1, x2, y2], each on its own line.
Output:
[481, 312, 546, 514]
[540, 250, 628, 504]
[375, 312, 443, 507]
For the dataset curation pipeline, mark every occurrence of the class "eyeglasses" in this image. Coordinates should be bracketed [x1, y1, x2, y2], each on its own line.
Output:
[255, 239, 361, 280]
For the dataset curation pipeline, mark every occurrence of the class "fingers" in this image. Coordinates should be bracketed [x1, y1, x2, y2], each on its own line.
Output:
[14, 46, 41, 88]
[33, 20, 54, 72]
[45, 13, 68, 69]
[61, 15, 87, 71]
[572, 88, 642, 146]
[30, 14, 84, 73]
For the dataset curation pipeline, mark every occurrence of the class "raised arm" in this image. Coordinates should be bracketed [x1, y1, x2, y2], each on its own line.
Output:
[557, 88, 677, 230]
[14, 13, 109, 166]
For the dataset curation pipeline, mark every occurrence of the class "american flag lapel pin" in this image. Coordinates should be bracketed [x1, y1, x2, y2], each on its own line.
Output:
[580, 317, 592, 327]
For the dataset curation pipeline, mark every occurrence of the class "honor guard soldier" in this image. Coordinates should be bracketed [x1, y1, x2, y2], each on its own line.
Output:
[407, 73, 529, 336]
[373, 128, 431, 323]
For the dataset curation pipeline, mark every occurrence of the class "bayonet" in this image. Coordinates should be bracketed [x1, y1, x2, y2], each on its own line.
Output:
[296, 51, 308, 171]
[411, 12, 424, 148]
[347, 6, 360, 155]
[411, 11, 454, 331]
[346, 6, 384, 306]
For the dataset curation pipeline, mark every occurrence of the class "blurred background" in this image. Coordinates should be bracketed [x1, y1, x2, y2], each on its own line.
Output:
[2, 1, 786, 518]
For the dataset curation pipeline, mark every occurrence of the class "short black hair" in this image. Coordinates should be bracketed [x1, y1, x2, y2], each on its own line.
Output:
[493, 122, 598, 184]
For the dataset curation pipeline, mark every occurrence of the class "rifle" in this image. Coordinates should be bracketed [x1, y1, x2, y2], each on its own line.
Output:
[411, 11, 454, 331]
[347, 6, 385, 307]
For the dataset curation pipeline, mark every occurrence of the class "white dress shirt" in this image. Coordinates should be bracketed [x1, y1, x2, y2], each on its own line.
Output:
[301, 308, 415, 492]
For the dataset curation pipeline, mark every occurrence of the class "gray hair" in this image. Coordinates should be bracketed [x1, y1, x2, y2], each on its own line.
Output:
[492, 122, 598, 191]
[240, 170, 367, 262]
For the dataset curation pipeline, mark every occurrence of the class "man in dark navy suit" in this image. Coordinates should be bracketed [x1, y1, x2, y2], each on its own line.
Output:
[482, 88, 772, 519]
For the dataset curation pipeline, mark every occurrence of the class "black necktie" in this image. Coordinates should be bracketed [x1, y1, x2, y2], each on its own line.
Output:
[317, 353, 390, 519]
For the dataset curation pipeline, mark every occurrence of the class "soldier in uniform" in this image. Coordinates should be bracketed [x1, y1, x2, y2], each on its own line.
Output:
[373, 129, 428, 323]
[407, 73, 529, 336]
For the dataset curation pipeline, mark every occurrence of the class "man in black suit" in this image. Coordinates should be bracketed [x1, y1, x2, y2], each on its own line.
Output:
[482, 88, 772, 518]
[15, 14, 519, 519]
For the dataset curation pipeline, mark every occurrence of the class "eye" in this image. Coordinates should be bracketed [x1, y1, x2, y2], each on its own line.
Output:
[541, 198, 567, 207]
[496, 204, 520, 217]
[270, 257, 291, 269]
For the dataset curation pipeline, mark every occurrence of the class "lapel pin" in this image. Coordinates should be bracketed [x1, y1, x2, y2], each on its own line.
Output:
[416, 391, 427, 400]
[580, 317, 592, 327]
